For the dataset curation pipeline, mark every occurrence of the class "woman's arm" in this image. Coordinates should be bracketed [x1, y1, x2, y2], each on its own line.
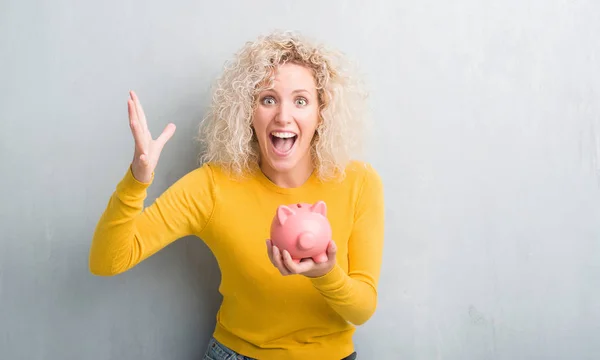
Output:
[309, 164, 385, 325]
[89, 164, 216, 276]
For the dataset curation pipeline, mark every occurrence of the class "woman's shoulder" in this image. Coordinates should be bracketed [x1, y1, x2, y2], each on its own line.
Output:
[342, 160, 384, 208]
[183, 161, 253, 186]
[184, 161, 229, 179]
[178, 162, 216, 182]
[165, 162, 222, 195]
[343, 160, 382, 185]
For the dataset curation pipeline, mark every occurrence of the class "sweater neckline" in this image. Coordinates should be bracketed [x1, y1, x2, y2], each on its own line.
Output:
[254, 167, 320, 195]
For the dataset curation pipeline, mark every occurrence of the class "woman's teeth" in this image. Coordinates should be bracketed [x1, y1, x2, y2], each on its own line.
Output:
[271, 131, 296, 138]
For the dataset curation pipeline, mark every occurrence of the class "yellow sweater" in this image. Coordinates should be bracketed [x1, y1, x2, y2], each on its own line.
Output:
[89, 160, 385, 360]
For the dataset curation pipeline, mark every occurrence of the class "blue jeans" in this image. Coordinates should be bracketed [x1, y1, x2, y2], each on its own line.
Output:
[203, 337, 357, 360]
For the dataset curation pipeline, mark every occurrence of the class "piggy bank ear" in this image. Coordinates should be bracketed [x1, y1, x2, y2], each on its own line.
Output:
[277, 205, 296, 225]
[309, 201, 327, 217]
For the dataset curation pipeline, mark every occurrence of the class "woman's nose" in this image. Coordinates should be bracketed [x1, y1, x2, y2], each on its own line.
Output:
[274, 102, 293, 124]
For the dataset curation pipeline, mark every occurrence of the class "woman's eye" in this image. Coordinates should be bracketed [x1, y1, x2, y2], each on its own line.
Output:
[296, 98, 307, 106]
[262, 96, 275, 105]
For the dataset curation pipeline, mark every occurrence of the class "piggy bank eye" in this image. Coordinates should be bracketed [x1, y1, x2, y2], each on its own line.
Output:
[296, 203, 302, 208]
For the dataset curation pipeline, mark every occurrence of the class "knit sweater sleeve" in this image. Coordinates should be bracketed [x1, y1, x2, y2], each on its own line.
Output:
[309, 164, 385, 325]
[89, 164, 216, 276]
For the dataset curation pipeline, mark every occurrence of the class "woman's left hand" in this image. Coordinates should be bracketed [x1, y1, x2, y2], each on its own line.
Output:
[266, 239, 337, 278]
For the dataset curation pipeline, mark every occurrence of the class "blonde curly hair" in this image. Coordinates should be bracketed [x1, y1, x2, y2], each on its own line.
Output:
[197, 30, 370, 181]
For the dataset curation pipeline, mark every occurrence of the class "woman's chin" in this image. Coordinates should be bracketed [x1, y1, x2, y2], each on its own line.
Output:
[264, 156, 297, 173]
[261, 151, 308, 175]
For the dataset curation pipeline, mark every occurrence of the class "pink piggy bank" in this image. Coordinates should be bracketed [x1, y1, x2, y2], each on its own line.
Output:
[270, 201, 332, 264]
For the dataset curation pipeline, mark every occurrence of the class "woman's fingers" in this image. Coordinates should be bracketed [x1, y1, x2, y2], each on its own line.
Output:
[266, 240, 274, 264]
[155, 123, 176, 152]
[272, 245, 290, 275]
[281, 250, 301, 274]
[128, 91, 175, 156]
[327, 240, 337, 258]
[130, 91, 149, 134]
[128, 99, 146, 155]
[127, 90, 175, 182]
[283, 251, 318, 274]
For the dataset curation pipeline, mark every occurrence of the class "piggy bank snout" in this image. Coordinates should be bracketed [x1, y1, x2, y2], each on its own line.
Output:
[297, 232, 316, 250]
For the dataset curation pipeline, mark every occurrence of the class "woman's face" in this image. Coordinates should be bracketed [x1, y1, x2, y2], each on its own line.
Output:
[252, 62, 320, 182]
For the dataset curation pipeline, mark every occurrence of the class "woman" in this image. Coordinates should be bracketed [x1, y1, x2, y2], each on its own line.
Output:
[89, 30, 385, 360]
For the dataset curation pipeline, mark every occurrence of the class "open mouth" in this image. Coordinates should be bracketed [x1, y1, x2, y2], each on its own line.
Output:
[269, 131, 298, 156]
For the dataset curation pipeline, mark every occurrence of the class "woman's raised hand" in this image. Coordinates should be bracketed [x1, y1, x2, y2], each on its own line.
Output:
[127, 91, 176, 183]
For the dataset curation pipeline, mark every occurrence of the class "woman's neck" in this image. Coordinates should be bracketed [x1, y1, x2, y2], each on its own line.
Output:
[260, 159, 314, 189]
